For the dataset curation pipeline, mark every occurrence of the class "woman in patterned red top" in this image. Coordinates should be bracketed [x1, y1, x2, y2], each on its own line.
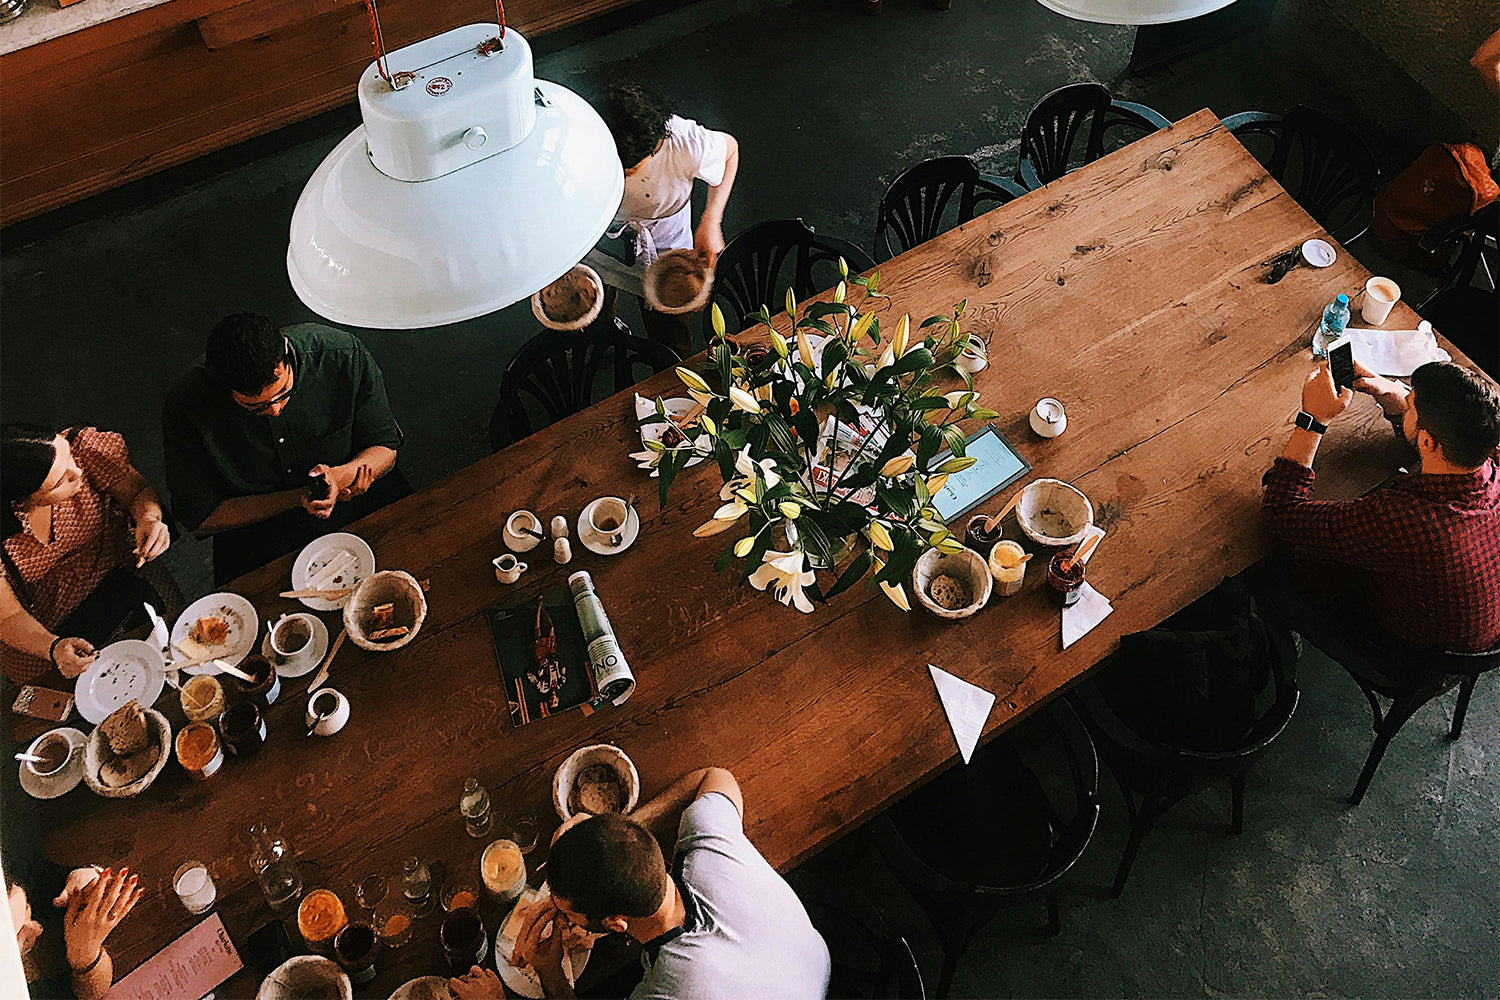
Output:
[1, 424, 179, 686]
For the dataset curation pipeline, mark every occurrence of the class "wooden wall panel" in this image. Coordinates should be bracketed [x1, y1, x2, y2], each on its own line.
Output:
[0, 0, 643, 225]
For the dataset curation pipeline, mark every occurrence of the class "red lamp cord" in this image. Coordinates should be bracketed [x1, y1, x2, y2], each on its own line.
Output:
[364, 0, 507, 84]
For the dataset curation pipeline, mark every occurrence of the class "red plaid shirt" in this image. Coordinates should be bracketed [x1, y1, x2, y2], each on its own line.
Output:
[1261, 419, 1500, 653]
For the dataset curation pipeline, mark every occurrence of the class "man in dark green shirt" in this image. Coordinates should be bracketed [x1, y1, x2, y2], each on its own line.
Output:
[163, 314, 409, 585]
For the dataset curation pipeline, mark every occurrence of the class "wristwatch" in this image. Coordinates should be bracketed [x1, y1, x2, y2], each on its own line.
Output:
[1295, 411, 1328, 435]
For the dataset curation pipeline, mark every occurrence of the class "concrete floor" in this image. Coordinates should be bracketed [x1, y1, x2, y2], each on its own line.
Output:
[2, 0, 1496, 996]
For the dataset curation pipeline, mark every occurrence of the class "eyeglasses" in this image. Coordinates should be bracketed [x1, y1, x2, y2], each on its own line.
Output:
[243, 380, 295, 416]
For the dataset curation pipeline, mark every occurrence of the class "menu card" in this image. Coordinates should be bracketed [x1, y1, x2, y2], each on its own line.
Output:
[107, 912, 241, 1000]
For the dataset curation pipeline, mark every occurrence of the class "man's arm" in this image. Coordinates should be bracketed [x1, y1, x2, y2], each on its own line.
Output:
[195, 489, 313, 535]
[629, 767, 743, 841]
[694, 132, 739, 261]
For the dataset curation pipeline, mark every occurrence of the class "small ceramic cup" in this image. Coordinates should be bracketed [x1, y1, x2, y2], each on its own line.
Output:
[270, 613, 320, 673]
[492, 554, 527, 584]
[587, 497, 629, 547]
[24, 730, 75, 780]
[954, 334, 988, 373]
[306, 689, 350, 737]
[553, 538, 572, 565]
[503, 511, 543, 553]
[1030, 398, 1067, 438]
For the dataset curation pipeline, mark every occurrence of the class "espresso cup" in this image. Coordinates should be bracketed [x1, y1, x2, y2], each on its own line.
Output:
[1030, 398, 1067, 438]
[503, 510, 542, 553]
[306, 689, 350, 736]
[1361, 276, 1401, 326]
[588, 497, 629, 547]
[271, 613, 319, 672]
[26, 731, 73, 779]
[492, 554, 527, 584]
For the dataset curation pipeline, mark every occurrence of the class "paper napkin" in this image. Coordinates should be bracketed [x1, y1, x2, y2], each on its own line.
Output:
[928, 664, 996, 764]
[1062, 582, 1114, 649]
[143, 602, 170, 653]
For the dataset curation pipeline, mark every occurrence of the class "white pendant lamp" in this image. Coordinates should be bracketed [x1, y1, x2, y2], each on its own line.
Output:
[1033, 0, 1237, 25]
[287, 7, 624, 330]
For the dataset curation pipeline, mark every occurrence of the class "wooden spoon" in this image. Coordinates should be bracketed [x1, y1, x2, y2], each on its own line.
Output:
[982, 489, 1025, 534]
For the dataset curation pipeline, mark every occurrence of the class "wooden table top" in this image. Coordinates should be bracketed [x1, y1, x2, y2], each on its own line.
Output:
[19, 108, 1461, 993]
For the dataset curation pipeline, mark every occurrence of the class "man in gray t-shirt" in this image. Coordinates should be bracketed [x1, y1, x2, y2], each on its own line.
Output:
[499, 767, 830, 1000]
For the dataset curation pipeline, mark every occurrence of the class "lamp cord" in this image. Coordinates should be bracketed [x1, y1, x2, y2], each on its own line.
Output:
[363, 0, 508, 86]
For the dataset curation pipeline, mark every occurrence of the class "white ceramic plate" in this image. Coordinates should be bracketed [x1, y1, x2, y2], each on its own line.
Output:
[18, 727, 86, 800]
[389, 977, 453, 1000]
[493, 886, 592, 999]
[75, 640, 166, 724]
[259, 614, 331, 679]
[634, 398, 712, 476]
[292, 533, 375, 611]
[171, 593, 258, 674]
[577, 500, 641, 556]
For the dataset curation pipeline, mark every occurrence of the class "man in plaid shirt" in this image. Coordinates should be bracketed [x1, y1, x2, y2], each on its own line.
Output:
[1258, 361, 1500, 681]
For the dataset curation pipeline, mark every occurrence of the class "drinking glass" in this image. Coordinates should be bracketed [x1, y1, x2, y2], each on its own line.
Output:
[174, 861, 216, 914]
[510, 815, 539, 856]
[247, 822, 303, 916]
[354, 874, 387, 912]
[440, 880, 481, 914]
[373, 896, 414, 948]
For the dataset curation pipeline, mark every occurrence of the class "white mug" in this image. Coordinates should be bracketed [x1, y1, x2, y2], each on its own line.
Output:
[955, 334, 988, 373]
[553, 538, 572, 565]
[503, 510, 542, 553]
[1361, 276, 1401, 326]
[1030, 398, 1067, 438]
[305, 688, 350, 736]
[588, 498, 629, 547]
[270, 613, 319, 672]
[493, 554, 527, 584]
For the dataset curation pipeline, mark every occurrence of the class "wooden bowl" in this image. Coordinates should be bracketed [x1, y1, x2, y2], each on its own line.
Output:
[531, 264, 603, 331]
[256, 956, 352, 1000]
[1014, 478, 1094, 548]
[343, 570, 427, 652]
[553, 744, 640, 821]
[643, 249, 714, 315]
[912, 547, 992, 619]
[83, 709, 170, 799]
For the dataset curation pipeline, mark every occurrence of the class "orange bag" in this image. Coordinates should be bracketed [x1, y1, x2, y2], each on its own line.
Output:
[1373, 143, 1498, 267]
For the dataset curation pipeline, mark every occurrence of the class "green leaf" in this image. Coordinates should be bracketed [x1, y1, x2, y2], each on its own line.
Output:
[644, 439, 666, 453]
[942, 424, 968, 456]
[919, 314, 949, 329]
[822, 550, 873, 601]
[889, 347, 933, 378]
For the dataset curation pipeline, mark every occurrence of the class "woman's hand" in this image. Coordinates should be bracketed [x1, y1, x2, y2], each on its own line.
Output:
[53, 638, 98, 678]
[133, 512, 170, 567]
[63, 867, 142, 971]
[449, 966, 504, 1000]
[53, 867, 102, 909]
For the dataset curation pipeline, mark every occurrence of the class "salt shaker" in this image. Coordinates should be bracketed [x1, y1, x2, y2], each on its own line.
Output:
[550, 515, 568, 540]
[553, 537, 572, 565]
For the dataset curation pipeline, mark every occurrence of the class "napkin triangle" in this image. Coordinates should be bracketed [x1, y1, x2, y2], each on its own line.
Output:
[928, 664, 995, 764]
[1061, 582, 1114, 649]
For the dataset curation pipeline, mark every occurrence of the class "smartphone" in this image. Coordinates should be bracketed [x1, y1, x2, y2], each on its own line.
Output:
[1328, 336, 1356, 391]
[242, 921, 290, 979]
[12, 686, 74, 722]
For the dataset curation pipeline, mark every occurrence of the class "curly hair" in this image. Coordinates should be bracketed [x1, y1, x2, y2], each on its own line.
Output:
[1410, 362, 1500, 469]
[205, 313, 286, 395]
[599, 84, 670, 169]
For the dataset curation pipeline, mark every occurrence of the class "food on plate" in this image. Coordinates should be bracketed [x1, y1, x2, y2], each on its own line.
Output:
[660, 425, 685, 449]
[568, 763, 626, 815]
[188, 615, 229, 647]
[100, 699, 149, 756]
[99, 744, 159, 788]
[368, 626, 410, 641]
[927, 574, 972, 611]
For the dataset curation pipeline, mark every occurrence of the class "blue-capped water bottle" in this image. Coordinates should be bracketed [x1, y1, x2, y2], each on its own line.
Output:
[1313, 293, 1351, 357]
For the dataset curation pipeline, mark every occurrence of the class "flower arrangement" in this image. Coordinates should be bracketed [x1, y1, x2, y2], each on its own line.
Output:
[640, 263, 996, 613]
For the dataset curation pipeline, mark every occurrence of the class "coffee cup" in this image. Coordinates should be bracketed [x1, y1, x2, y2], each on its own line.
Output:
[271, 613, 319, 672]
[25, 731, 74, 779]
[305, 689, 350, 737]
[492, 554, 527, 584]
[955, 334, 988, 373]
[1030, 398, 1067, 438]
[503, 510, 543, 553]
[588, 497, 629, 547]
[1361, 276, 1401, 326]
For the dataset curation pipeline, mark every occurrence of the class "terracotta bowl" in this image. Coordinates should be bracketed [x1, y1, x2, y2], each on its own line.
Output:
[344, 570, 427, 652]
[643, 249, 714, 315]
[912, 547, 992, 620]
[531, 264, 604, 331]
[83, 709, 171, 799]
[256, 956, 352, 1000]
[553, 744, 640, 821]
[1014, 478, 1094, 548]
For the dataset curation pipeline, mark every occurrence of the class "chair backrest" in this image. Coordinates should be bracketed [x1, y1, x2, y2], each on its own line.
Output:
[706, 219, 877, 343]
[802, 890, 927, 999]
[488, 319, 680, 451]
[1223, 107, 1381, 244]
[1419, 201, 1499, 302]
[874, 156, 1027, 261]
[1019, 84, 1171, 188]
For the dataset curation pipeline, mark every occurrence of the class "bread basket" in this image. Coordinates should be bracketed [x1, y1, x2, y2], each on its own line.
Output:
[1014, 478, 1094, 548]
[83, 708, 170, 798]
[344, 570, 427, 652]
[912, 547, 992, 620]
[643, 249, 714, 315]
[256, 956, 352, 1000]
[531, 264, 604, 331]
[553, 744, 640, 821]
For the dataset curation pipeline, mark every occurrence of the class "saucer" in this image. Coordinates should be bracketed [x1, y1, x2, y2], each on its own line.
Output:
[260, 615, 331, 679]
[578, 501, 641, 556]
[19, 728, 86, 800]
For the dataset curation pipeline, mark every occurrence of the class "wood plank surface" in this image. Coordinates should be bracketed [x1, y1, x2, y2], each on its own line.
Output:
[19, 111, 1470, 992]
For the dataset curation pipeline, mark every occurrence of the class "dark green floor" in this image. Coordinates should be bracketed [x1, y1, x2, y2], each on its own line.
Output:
[3, 1, 1496, 996]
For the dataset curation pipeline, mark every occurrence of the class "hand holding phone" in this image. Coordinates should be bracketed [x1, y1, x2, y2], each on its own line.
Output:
[1329, 336, 1356, 392]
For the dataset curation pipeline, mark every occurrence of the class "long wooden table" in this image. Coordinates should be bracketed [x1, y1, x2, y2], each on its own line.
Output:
[22, 109, 1456, 993]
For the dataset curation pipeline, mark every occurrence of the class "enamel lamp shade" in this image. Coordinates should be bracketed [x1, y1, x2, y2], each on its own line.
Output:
[287, 25, 624, 330]
[1033, 0, 1237, 24]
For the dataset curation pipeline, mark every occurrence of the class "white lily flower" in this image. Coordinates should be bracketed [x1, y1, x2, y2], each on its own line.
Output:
[867, 520, 894, 551]
[734, 447, 781, 490]
[694, 517, 739, 538]
[880, 455, 915, 478]
[880, 581, 911, 612]
[713, 501, 749, 521]
[891, 314, 910, 357]
[748, 550, 816, 613]
[797, 327, 814, 369]
[728, 386, 761, 414]
[688, 389, 715, 409]
[676, 367, 710, 393]
[942, 390, 974, 409]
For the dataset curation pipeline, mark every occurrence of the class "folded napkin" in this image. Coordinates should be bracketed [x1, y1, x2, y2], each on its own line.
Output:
[928, 664, 995, 764]
[1062, 582, 1114, 649]
[143, 602, 170, 653]
[1346, 323, 1451, 377]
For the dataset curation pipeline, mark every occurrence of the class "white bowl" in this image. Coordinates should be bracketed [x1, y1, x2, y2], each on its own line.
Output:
[1014, 478, 1094, 547]
[553, 744, 640, 821]
[257, 956, 352, 1000]
[83, 709, 171, 799]
[344, 570, 427, 652]
[912, 547, 993, 620]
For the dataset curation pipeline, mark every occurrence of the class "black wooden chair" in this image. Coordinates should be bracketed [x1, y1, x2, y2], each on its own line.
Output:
[1222, 107, 1381, 245]
[706, 219, 877, 344]
[488, 318, 680, 451]
[1417, 202, 1497, 378]
[872, 699, 1099, 998]
[873, 156, 1028, 261]
[1017, 83, 1171, 189]
[797, 874, 927, 999]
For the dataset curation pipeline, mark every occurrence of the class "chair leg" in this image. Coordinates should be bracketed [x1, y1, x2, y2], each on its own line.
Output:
[1449, 676, 1476, 740]
[1045, 889, 1061, 937]
[935, 949, 961, 999]
[1112, 796, 1163, 898]
[1350, 699, 1421, 805]
[1230, 770, 1247, 835]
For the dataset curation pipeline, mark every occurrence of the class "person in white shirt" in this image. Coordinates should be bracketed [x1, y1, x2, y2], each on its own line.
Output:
[589, 85, 740, 357]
